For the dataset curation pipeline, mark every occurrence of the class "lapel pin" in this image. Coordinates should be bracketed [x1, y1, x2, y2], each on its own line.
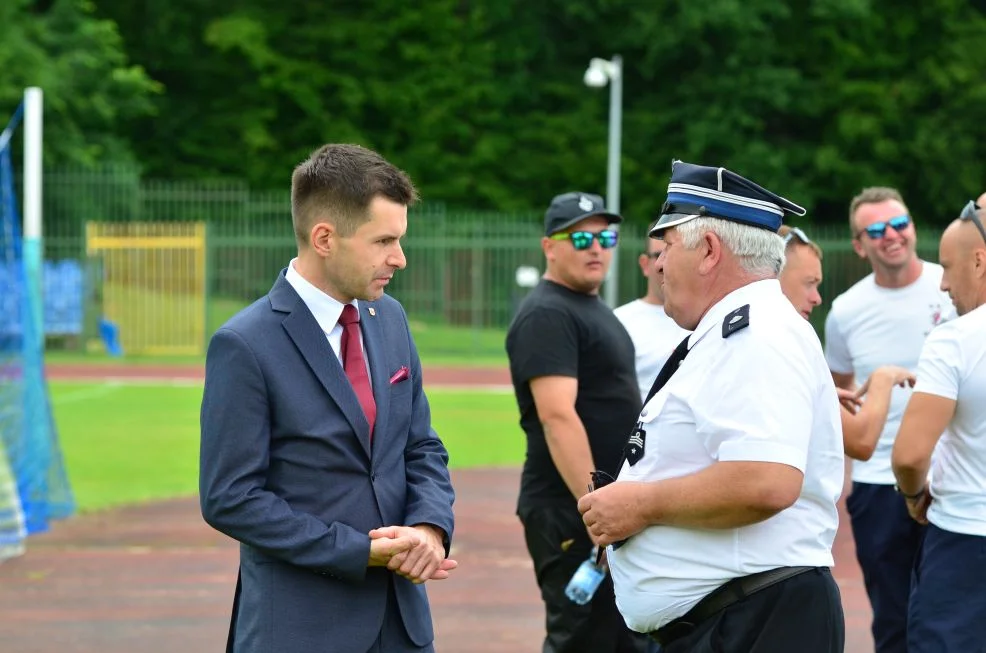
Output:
[368, 307, 376, 317]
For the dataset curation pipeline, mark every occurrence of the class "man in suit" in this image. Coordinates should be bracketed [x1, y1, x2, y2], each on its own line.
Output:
[200, 143, 457, 653]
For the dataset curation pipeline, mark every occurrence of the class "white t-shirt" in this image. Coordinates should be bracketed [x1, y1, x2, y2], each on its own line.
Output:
[912, 302, 986, 537]
[824, 262, 954, 484]
[609, 280, 844, 633]
[614, 299, 690, 401]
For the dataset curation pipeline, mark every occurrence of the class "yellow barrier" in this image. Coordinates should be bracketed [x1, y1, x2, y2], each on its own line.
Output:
[86, 222, 207, 356]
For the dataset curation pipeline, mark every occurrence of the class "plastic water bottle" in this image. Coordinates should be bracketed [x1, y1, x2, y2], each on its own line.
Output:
[565, 547, 607, 605]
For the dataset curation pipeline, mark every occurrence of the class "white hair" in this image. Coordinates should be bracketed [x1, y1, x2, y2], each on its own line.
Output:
[676, 218, 785, 276]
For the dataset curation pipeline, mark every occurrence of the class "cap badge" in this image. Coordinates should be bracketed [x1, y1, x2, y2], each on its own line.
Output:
[578, 195, 594, 212]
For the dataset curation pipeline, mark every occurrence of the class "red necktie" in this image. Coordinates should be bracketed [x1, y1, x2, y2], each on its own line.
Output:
[339, 305, 376, 437]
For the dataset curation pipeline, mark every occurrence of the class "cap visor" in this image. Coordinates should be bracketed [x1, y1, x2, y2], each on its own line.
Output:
[548, 211, 623, 235]
[648, 213, 699, 237]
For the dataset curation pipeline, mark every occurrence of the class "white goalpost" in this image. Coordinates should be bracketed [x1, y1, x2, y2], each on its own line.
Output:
[23, 87, 44, 347]
[0, 86, 71, 563]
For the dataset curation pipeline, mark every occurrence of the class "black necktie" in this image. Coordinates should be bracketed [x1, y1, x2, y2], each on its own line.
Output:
[643, 335, 691, 404]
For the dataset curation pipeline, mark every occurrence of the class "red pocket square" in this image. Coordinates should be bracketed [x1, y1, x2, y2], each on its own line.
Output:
[389, 366, 410, 384]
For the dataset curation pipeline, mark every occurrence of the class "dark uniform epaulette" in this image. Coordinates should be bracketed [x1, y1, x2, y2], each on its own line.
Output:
[722, 304, 750, 338]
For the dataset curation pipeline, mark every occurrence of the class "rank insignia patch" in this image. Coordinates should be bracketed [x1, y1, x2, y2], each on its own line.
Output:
[624, 425, 646, 466]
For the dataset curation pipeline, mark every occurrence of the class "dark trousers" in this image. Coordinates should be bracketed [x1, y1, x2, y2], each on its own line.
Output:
[846, 482, 925, 653]
[518, 504, 653, 653]
[368, 577, 434, 653]
[660, 568, 844, 653]
[908, 524, 986, 653]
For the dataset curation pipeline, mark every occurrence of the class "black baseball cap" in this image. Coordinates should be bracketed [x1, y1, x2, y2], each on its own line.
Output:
[544, 192, 622, 236]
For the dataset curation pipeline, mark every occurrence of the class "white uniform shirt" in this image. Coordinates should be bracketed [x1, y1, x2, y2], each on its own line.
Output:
[614, 299, 691, 401]
[609, 280, 844, 632]
[912, 302, 986, 537]
[824, 262, 954, 484]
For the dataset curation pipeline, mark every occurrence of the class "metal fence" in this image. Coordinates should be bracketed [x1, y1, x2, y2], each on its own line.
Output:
[39, 165, 942, 354]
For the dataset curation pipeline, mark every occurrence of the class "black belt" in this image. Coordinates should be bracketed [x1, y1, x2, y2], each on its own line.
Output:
[648, 566, 816, 647]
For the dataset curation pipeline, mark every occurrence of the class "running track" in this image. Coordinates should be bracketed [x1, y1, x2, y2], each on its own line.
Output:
[0, 364, 875, 652]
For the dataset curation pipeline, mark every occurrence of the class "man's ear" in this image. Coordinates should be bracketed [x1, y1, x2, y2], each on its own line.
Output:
[975, 247, 986, 277]
[697, 230, 721, 275]
[851, 237, 867, 260]
[310, 222, 335, 256]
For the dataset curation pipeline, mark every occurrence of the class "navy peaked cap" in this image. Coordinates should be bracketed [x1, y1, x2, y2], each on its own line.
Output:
[650, 161, 806, 236]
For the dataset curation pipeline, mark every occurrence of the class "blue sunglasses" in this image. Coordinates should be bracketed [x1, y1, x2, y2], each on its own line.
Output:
[550, 229, 619, 250]
[857, 214, 910, 240]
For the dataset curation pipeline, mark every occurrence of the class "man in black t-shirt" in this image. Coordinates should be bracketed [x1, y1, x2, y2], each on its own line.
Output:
[505, 192, 650, 653]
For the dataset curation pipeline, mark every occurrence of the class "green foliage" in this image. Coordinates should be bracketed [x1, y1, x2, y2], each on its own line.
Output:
[16, 0, 986, 227]
[0, 0, 160, 165]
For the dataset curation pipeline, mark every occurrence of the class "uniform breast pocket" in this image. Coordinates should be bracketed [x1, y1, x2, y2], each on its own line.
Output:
[643, 390, 707, 474]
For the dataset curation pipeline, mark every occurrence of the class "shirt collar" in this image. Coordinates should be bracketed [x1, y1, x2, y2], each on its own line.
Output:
[688, 278, 779, 347]
[284, 258, 357, 334]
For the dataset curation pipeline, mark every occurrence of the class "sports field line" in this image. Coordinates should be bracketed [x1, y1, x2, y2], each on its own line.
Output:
[51, 382, 126, 404]
[51, 378, 204, 393]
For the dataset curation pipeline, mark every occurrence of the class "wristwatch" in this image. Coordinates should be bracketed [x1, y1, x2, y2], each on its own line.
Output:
[894, 484, 926, 500]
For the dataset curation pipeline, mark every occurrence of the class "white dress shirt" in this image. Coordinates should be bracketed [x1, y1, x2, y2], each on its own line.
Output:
[284, 260, 365, 376]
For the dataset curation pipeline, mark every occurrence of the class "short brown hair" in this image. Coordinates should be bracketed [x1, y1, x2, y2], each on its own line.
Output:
[778, 225, 823, 259]
[290, 144, 419, 244]
[848, 187, 907, 234]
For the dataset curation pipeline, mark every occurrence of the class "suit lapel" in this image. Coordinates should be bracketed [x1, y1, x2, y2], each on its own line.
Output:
[360, 301, 390, 458]
[272, 273, 372, 460]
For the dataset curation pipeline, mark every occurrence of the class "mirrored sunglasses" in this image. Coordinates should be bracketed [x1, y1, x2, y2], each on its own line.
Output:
[959, 200, 986, 245]
[858, 214, 910, 240]
[783, 227, 813, 245]
[550, 229, 619, 250]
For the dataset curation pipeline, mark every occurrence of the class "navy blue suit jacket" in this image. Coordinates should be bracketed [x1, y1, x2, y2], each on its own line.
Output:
[200, 271, 455, 653]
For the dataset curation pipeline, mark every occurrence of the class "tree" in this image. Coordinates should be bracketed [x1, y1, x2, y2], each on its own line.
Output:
[91, 0, 986, 226]
[0, 0, 160, 166]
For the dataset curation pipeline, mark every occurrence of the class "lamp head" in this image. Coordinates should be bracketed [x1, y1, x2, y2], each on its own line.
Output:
[583, 58, 612, 88]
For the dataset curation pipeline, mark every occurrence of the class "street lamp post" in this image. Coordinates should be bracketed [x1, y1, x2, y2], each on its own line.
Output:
[584, 55, 623, 308]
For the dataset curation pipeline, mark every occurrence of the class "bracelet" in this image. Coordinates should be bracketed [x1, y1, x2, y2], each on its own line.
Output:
[894, 484, 926, 500]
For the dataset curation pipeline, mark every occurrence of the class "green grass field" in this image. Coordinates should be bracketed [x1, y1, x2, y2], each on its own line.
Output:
[46, 319, 509, 368]
[52, 381, 523, 513]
